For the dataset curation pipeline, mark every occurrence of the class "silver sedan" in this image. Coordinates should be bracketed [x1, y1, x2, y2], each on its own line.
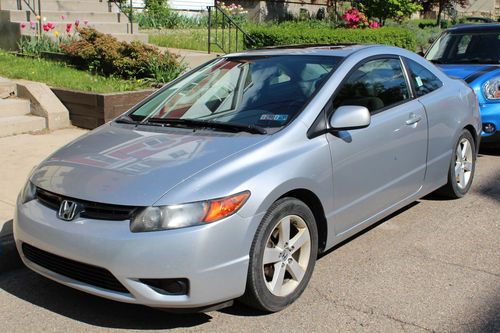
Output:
[15, 44, 481, 312]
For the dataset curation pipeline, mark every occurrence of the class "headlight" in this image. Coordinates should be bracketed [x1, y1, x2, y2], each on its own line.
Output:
[19, 179, 36, 204]
[130, 191, 250, 232]
[483, 78, 500, 100]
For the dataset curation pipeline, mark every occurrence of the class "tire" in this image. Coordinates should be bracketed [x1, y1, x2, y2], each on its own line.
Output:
[240, 198, 318, 312]
[437, 129, 476, 198]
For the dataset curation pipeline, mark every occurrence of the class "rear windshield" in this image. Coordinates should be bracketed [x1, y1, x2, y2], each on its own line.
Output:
[129, 55, 341, 130]
[426, 31, 500, 64]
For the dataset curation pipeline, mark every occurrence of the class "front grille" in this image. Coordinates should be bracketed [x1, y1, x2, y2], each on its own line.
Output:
[36, 187, 138, 221]
[22, 243, 129, 293]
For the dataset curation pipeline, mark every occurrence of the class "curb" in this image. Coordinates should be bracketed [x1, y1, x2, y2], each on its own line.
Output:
[0, 221, 22, 272]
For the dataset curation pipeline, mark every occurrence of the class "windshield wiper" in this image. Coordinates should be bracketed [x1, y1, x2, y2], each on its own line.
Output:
[145, 118, 267, 135]
[115, 115, 140, 125]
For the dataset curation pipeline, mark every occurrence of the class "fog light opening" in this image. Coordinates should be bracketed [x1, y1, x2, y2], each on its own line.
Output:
[140, 278, 189, 296]
[483, 123, 496, 134]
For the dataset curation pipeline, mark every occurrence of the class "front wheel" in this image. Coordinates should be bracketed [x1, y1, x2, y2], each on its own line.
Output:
[437, 129, 476, 198]
[240, 198, 318, 312]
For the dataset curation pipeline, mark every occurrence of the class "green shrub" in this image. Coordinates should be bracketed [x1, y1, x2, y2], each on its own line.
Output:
[245, 24, 417, 51]
[60, 28, 185, 85]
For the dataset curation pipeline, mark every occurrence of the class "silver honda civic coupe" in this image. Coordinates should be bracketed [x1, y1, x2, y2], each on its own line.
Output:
[15, 45, 480, 312]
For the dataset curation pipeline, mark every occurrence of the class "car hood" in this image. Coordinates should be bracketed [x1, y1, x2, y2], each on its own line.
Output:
[31, 124, 267, 206]
[437, 64, 500, 83]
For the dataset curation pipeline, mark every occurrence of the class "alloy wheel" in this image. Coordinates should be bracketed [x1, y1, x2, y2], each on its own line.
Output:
[454, 137, 474, 190]
[262, 215, 311, 297]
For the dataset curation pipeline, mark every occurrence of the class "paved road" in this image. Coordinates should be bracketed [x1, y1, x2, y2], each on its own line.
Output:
[0, 148, 498, 333]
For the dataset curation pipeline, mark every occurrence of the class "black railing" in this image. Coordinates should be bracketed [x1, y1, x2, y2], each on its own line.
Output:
[108, 0, 142, 34]
[17, 0, 41, 36]
[207, 5, 254, 54]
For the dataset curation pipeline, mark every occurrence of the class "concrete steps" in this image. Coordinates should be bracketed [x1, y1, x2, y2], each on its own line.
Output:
[7, 10, 122, 23]
[0, 115, 46, 137]
[0, 0, 147, 48]
[1, 0, 109, 12]
[0, 98, 30, 117]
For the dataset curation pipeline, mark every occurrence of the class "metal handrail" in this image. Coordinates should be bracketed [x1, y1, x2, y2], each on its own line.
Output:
[17, 0, 41, 36]
[108, 0, 141, 34]
[207, 5, 255, 54]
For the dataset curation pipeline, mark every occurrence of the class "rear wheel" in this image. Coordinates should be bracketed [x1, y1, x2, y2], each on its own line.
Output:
[437, 129, 476, 198]
[241, 198, 318, 312]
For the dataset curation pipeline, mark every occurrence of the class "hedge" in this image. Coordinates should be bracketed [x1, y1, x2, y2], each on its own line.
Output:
[245, 25, 417, 51]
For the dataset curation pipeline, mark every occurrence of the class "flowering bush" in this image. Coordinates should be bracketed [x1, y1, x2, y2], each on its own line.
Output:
[18, 17, 89, 55]
[341, 7, 379, 29]
[217, 2, 248, 26]
[60, 28, 185, 85]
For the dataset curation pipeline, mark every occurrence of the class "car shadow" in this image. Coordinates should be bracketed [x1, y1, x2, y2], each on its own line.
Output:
[317, 201, 420, 259]
[479, 146, 500, 157]
[0, 220, 22, 272]
[0, 267, 214, 329]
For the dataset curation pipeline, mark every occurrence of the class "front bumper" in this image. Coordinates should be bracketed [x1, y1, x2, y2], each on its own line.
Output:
[479, 103, 500, 142]
[14, 199, 263, 309]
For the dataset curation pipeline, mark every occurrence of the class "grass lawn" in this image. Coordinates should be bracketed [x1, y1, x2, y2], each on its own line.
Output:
[0, 50, 148, 93]
[148, 28, 245, 53]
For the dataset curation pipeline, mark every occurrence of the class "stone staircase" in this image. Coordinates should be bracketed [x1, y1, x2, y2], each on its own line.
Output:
[0, 0, 147, 50]
[0, 79, 45, 137]
[0, 77, 71, 137]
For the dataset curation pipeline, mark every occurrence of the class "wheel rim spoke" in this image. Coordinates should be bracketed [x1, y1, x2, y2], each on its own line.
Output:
[278, 216, 291, 247]
[464, 161, 473, 172]
[459, 169, 466, 187]
[287, 258, 305, 282]
[263, 247, 282, 264]
[289, 229, 309, 254]
[269, 262, 286, 294]
[456, 145, 463, 162]
[461, 140, 469, 160]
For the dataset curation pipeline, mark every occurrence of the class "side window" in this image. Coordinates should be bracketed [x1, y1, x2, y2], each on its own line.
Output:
[333, 58, 410, 114]
[405, 58, 443, 97]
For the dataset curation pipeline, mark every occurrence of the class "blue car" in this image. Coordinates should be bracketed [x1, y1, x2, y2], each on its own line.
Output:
[425, 24, 500, 145]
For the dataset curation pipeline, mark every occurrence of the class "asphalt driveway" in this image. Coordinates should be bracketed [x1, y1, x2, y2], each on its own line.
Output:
[0, 131, 498, 332]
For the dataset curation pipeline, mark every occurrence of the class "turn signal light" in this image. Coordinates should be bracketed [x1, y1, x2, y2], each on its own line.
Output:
[204, 191, 250, 222]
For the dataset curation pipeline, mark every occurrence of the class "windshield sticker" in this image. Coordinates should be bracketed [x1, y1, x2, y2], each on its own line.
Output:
[260, 114, 289, 122]
[415, 76, 424, 87]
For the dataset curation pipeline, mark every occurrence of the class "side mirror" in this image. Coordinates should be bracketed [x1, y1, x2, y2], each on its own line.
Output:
[329, 105, 371, 131]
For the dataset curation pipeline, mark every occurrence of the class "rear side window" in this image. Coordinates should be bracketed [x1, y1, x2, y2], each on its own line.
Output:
[405, 59, 443, 97]
[333, 58, 410, 114]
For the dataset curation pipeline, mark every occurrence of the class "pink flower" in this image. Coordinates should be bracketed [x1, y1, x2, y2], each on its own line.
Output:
[369, 21, 380, 29]
[61, 15, 66, 20]
[30, 20, 36, 29]
[47, 22, 56, 30]
[66, 23, 72, 33]
[75, 19, 80, 28]
[20, 22, 27, 29]
[42, 24, 49, 32]
[83, 19, 88, 25]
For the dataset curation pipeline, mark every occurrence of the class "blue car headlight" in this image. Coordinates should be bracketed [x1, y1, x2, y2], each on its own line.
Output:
[483, 77, 500, 101]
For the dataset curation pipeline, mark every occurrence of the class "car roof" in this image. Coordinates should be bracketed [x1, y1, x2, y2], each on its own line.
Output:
[226, 44, 383, 58]
[446, 23, 500, 33]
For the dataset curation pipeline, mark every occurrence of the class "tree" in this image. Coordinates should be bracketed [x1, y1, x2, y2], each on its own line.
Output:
[357, 0, 423, 25]
[417, 0, 469, 25]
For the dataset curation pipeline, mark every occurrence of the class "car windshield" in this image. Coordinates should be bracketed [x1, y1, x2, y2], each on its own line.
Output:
[426, 31, 500, 64]
[127, 55, 341, 133]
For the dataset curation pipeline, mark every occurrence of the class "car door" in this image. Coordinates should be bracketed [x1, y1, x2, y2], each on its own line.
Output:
[327, 56, 428, 236]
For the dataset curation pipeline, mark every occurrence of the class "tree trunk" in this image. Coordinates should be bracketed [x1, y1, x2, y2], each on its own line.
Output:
[436, 0, 444, 26]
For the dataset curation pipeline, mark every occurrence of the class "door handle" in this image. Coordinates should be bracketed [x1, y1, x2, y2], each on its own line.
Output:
[405, 113, 422, 126]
